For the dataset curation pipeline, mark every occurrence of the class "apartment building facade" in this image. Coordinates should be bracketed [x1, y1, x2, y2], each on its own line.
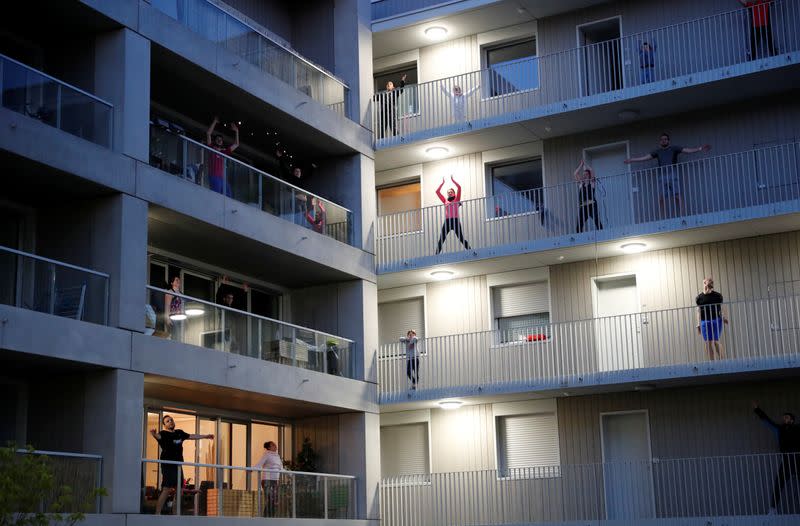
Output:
[372, 0, 800, 524]
[0, 0, 380, 524]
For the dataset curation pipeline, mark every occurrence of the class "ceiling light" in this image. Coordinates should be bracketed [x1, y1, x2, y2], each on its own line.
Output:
[425, 146, 449, 158]
[557, 255, 565, 261]
[617, 109, 639, 121]
[621, 242, 647, 254]
[185, 303, 205, 317]
[424, 26, 448, 40]
[169, 313, 187, 321]
[430, 270, 454, 280]
[438, 400, 463, 410]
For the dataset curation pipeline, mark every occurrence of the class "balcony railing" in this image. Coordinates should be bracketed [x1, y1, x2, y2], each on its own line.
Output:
[150, 124, 354, 246]
[372, 0, 800, 146]
[376, 142, 800, 272]
[381, 453, 800, 524]
[141, 458, 356, 518]
[15, 449, 103, 514]
[146, 286, 356, 379]
[0, 245, 109, 325]
[150, 0, 348, 116]
[0, 52, 113, 147]
[378, 293, 800, 401]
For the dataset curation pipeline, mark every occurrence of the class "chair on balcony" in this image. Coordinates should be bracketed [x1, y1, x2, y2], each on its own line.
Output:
[53, 284, 86, 320]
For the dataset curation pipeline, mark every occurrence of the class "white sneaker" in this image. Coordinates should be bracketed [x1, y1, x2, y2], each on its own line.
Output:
[768, 507, 777, 515]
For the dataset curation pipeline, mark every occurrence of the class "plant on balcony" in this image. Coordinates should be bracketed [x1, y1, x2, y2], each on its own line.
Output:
[0, 444, 106, 526]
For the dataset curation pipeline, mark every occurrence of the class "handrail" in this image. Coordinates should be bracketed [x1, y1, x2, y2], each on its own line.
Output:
[200, 0, 347, 89]
[176, 130, 353, 214]
[147, 285, 354, 343]
[0, 245, 110, 278]
[144, 458, 356, 479]
[0, 52, 114, 108]
[17, 449, 103, 460]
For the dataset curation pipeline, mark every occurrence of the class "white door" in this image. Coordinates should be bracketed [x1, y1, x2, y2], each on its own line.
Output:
[601, 411, 655, 520]
[584, 143, 632, 231]
[593, 274, 642, 371]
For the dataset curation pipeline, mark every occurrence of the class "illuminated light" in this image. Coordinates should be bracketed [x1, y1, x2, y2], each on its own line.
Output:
[438, 400, 463, 410]
[169, 313, 187, 321]
[185, 303, 205, 317]
[430, 270, 454, 280]
[621, 242, 647, 254]
[424, 26, 448, 40]
[425, 146, 449, 158]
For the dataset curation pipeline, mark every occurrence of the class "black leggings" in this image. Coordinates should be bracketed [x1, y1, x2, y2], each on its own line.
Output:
[771, 454, 799, 509]
[436, 218, 471, 254]
[576, 204, 603, 232]
[750, 24, 776, 59]
[406, 357, 419, 385]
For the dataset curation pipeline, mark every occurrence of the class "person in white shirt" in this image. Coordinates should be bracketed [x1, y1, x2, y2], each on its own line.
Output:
[400, 330, 420, 390]
[253, 441, 284, 517]
[440, 82, 479, 124]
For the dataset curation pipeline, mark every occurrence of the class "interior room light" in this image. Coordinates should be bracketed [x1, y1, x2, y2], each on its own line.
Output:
[424, 26, 448, 40]
[621, 242, 647, 254]
[430, 270, 454, 280]
[185, 303, 205, 317]
[438, 400, 463, 410]
[425, 146, 449, 158]
[169, 313, 188, 321]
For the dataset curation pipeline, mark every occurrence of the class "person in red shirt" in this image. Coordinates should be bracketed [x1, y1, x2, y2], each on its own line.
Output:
[740, 0, 776, 59]
[435, 175, 471, 254]
[205, 116, 239, 196]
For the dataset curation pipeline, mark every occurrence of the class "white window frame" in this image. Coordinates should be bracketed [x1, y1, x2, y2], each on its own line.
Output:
[380, 410, 433, 485]
[484, 156, 545, 222]
[492, 399, 561, 480]
[489, 280, 552, 348]
[480, 36, 540, 101]
[376, 179, 424, 237]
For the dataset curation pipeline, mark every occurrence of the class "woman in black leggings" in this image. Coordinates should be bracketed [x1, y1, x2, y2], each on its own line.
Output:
[574, 159, 603, 232]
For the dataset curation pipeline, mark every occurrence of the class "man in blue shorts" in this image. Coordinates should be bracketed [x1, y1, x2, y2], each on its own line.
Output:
[695, 277, 728, 361]
[625, 133, 711, 218]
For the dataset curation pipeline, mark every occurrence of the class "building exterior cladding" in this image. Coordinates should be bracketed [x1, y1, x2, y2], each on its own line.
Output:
[0, 0, 380, 524]
[372, 1, 800, 525]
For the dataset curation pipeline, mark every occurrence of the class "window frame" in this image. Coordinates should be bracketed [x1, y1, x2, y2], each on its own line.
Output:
[481, 37, 540, 100]
[379, 421, 432, 484]
[484, 157, 545, 222]
[492, 400, 561, 481]
[376, 180, 424, 237]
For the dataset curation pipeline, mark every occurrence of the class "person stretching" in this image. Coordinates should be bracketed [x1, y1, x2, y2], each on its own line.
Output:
[435, 176, 471, 254]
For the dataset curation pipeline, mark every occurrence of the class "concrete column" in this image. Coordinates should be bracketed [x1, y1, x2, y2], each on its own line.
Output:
[333, 0, 374, 128]
[339, 412, 381, 521]
[82, 369, 144, 514]
[94, 27, 150, 161]
[337, 280, 378, 384]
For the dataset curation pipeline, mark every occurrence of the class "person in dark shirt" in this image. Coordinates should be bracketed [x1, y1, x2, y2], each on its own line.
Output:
[625, 132, 711, 218]
[150, 414, 214, 515]
[574, 159, 603, 232]
[752, 402, 800, 514]
[695, 277, 728, 360]
[376, 74, 406, 140]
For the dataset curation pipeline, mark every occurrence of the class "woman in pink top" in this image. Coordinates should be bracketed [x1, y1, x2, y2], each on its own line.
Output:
[435, 175, 471, 254]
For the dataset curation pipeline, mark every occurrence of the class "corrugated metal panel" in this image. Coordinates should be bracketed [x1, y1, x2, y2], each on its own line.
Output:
[379, 298, 425, 345]
[493, 282, 549, 317]
[381, 423, 429, 476]
[499, 413, 560, 471]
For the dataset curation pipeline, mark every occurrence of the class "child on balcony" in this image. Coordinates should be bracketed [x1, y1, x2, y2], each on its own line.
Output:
[638, 41, 656, 84]
[440, 82, 480, 124]
[400, 330, 420, 390]
[574, 159, 603, 232]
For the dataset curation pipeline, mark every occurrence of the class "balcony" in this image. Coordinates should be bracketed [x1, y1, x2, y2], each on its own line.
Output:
[141, 458, 355, 518]
[0, 52, 113, 148]
[0, 245, 109, 325]
[372, 0, 800, 148]
[378, 294, 800, 403]
[149, 0, 348, 117]
[146, 286, 357, 379]
[381, 453, 800, 524]
[376, 142, 800, 273]
[150, 124, 354, 246]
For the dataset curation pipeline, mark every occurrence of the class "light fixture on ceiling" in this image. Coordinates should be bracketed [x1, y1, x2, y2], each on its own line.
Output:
[430, 270, 454, 280]
[185, 303, 206, 317]
[425, 146, 449, 158]
[438, 400, 463, 410]
[169, 312, 188, 321]
[621, 242, 647, 254]
[424, 26, 448, 40]
[557, 255, 565, 261]
[617, 109, 639, 121]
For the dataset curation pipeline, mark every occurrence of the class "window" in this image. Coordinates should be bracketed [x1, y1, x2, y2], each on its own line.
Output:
[377, 181, 422, 234]
[380, 423, 430, 478]
[485, 38, 538, 97]
[378, 297, 425, 346]
[488, 158, 543, 218]
[492, 281, 550, 343]
[374, 64, 418, 115]
[496, 413, 560, 478]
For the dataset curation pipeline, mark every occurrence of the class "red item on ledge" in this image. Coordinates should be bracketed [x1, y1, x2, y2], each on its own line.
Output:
[527, 334, 547, 342]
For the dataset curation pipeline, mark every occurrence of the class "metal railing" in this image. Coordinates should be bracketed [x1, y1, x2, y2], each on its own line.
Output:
[0, 52, 113, 148]
[378, 293, 800, 401]
[149, 124, 354, 246]
[147, 286, 357, 379]
[381, 453, 800, 524]
[0, 245, 109, 325]
[372, 0, 800, 146]
[376, 141, 800, 272]
[16, 449, 103, 514]
[150, 0, 348, 116]
[141, 458, 356, 518]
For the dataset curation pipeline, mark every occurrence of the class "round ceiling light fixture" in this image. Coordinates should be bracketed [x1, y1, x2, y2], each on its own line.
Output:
[424, 26, 448, 40]
[430, 270, 455, 280]
[438, 400, 463, 410]
[621, 242, 647, 254]
[425, 146, 449, 158]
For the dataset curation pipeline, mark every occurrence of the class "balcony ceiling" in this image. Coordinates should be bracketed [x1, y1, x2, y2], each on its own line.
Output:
[376, 212, 800, 289]
[374, 64, 800, 172]
[373, 0, 610, 59]
[145, 375, 353, 418]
